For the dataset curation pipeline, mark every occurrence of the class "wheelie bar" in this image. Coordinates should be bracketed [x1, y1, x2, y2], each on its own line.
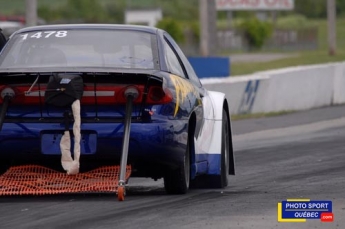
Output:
[117, 87, 139, 201]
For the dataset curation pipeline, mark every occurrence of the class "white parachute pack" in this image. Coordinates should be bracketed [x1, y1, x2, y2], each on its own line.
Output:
[45, 74, 84, 175]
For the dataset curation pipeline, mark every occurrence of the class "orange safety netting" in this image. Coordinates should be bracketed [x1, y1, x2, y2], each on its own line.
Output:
[0, 165, 131, 195]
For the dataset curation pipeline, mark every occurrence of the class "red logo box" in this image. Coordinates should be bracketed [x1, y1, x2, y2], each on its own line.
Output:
[320, 213, 334, 222]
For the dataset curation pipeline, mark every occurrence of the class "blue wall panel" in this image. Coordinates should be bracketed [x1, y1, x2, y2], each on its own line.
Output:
[188, 57, 230, 78]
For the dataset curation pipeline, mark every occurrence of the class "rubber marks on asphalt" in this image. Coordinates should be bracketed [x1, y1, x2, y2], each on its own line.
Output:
[0, 165, 131, 195]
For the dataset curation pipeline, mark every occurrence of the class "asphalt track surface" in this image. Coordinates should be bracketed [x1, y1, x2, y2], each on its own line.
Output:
[0, 105, 344, 229]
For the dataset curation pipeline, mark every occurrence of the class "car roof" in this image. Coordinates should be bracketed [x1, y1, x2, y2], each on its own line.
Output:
[13, 24, 159, 35]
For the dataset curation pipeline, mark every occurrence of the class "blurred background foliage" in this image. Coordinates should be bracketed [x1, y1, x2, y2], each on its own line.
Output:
[156, 18, 185, 43]
[1, 0, 199, 23]
[1, 0, 345, 74]
[238, 18, 273, 49]
[0, 0, 342, 23]
[1, 0, 344, 52]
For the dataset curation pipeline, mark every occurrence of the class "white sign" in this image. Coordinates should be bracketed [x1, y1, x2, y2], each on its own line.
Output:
[216, 0, 294, 11]
[125, 9, 162, 27]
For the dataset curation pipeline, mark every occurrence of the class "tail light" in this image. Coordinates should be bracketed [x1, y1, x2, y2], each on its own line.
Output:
[146, 86, 172, 104]
[0, 85, 48, 105]
[0, 84, 172, 105]
[83, 84, 172, 105]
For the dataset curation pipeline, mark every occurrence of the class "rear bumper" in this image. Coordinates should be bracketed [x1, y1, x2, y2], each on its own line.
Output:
[0, 121, 188, 167]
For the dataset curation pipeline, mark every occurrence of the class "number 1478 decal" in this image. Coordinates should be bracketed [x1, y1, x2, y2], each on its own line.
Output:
[21, 31, 68, 40]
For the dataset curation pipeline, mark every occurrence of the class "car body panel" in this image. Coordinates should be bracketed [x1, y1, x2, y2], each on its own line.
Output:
[0, 24, 234, 180]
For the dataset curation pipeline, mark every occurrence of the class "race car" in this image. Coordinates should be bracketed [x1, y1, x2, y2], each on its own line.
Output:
[0, 24, 235, 194]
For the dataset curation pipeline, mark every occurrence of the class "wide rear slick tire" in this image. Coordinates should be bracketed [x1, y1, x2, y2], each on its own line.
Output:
[219, 109, 230, 188]
[164, 141, 190, 194]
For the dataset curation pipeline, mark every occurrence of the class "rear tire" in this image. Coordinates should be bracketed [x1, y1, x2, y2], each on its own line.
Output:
[219, 109, 230, 187]
[164, 141, 190, 194]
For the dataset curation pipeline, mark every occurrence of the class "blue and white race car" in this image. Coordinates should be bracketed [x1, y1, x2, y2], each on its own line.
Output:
[0, 24, 235, 195]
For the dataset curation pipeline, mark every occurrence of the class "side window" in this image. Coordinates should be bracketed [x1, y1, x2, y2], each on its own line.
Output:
[164, 39, 186, 78]
[0, 29, 7, 52]
[164, 33, 202, 87]
[177, 52, 202, 87]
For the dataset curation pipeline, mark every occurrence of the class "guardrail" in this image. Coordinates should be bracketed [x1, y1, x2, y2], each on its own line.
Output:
[201, 62, 345, 115]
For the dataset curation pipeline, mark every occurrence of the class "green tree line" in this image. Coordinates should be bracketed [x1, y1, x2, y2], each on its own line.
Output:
[295, 0, 345, 18]
[36, 0, 345, 24]
[38, 0, 199, 23]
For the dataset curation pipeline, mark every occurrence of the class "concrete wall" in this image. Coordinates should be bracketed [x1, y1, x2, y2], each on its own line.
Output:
[333, 63, 345, 105]
[201, 62, 345, 115]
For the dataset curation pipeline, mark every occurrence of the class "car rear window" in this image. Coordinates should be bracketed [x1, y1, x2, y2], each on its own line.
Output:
[0, 29, 159, 70]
